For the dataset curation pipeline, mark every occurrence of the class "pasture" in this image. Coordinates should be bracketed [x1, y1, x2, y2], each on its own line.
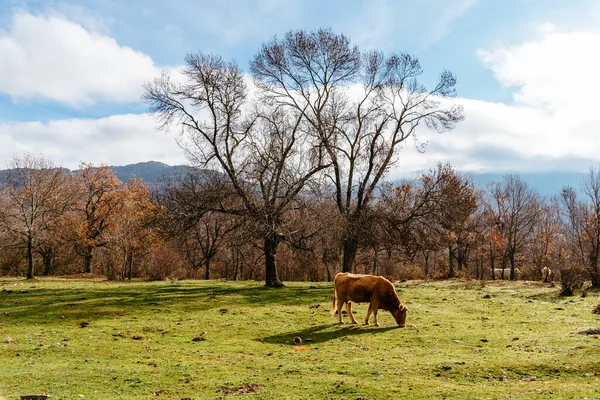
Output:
[0, 278, 599, 399]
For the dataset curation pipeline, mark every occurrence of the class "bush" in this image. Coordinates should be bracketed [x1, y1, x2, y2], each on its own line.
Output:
[142, 246, 183, 281]
[558, 263, 585, 296]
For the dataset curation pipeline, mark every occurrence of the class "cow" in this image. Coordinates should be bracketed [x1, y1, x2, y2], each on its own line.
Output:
[541, 267, 552, 282]
[330, 273, 408, 327]
[493, 268, 521, 280]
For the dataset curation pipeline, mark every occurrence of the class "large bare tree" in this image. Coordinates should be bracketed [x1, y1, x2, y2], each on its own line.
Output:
[250, 28, 464, 272]
[143, 53, 328, 286]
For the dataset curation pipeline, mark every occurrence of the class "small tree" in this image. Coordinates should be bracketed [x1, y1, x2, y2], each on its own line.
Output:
[69, 163, 123, 274]
[0, 154, 71, 279]
[484, 175, 539, 280]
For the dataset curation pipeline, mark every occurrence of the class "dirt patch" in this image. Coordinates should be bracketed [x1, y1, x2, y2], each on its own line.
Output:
[219, 384, 260, 395]
[577, 328, 600, 335]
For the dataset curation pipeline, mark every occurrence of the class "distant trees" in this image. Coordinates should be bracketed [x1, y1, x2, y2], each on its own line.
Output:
[484, 175, 539, 280]
[2, 152, 600, 292]
[0, 154, 72, 279]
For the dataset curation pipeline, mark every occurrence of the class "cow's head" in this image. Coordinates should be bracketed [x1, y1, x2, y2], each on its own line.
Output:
[392, 304, 408, 327]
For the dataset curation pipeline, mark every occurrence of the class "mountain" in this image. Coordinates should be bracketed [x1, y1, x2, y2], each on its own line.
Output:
[0, 161, 193, 187]
[110, 161, 191, 184]
[0, 160, 587, 196]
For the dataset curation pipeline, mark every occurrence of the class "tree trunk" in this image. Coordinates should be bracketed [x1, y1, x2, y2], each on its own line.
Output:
[42, 250, 53, 276]
[26, 236, 34, 279]
[342, 238, 358, 273]
[490, 246, 495, 280]
[448, 246, 455, 278]
[264, 236, 283, 287]
[509, 249, 516, 280]
[372, 249, 378, 275]
[127, 249, 134, 280]
[84, 247, 93, 274]
[205, 257, 211, 280]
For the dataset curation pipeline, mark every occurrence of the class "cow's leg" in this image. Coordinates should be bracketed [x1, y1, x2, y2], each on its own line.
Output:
[337, 299, 345, 324]
[365, 303, 373, 325]
[346, 301, 358, 324]
[371, 299, 380, 326]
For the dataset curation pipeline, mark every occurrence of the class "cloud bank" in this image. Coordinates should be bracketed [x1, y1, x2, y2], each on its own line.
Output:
[0, 12, 167, 105]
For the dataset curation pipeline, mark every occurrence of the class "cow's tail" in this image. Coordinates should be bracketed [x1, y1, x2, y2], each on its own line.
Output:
[330, 288, 337, 315]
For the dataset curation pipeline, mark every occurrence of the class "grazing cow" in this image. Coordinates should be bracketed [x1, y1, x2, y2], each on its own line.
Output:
[493, 268, 522, 280]
[541, 267, 552, 282]
[330, 273, 408, 327]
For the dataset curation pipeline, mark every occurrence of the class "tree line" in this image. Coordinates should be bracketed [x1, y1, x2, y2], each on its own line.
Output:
[1, 152, 600, 295]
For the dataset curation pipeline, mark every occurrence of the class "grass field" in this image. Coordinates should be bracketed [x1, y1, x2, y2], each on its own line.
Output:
[1, 278, 599, 399]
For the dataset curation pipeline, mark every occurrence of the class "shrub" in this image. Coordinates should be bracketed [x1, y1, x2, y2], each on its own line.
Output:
[143, 245, 183, 281]
[558, 263, 585, 296]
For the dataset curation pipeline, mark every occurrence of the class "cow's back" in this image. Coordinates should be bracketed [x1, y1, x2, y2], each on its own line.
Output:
[334, 273, 386, 303]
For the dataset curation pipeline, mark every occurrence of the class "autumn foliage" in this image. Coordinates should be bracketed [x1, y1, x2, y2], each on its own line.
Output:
[0, 154, 598, 290]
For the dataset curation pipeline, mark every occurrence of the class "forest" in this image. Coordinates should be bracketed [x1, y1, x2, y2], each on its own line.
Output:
[1, 152, 600, 297]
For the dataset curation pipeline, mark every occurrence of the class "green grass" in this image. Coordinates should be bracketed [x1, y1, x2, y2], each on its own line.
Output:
[1, 278, 599, 399]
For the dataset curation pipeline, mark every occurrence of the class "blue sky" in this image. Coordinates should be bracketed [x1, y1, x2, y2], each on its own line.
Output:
[1, 0, 600, 176]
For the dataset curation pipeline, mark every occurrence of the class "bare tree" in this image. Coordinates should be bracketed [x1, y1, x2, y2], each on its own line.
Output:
[159, 171, 241, 280]
[0, 154, 71, 279]
[250, 28, 464, 272]
[143, 53, 328, 286]
[484, 175, 539, 280]
[557, 168, 600, 287]
[377, 164, 476, 277]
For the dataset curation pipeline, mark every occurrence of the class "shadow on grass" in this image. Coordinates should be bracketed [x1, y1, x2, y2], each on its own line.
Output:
[0, 281, 333, 324]
[258, 323, 400, 345]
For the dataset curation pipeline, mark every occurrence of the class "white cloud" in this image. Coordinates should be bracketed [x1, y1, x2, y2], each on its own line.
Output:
[0, 12, 171, 106]
[478, 26, 600, 122]
[0, 114, 187, 169]
[386, 25, 600, 177]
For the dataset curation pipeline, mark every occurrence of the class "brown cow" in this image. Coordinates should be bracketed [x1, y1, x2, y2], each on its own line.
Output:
[330, 273, 408, 327]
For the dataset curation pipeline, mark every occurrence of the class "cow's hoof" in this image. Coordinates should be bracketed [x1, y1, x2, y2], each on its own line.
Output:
[351, 321, 358, 324]
[338, 321, 344, 325]
[364, 322, 370, 325]
[374, 323, 380, 327]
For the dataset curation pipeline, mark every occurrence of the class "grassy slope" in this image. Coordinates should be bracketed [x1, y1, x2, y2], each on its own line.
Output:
[0, 278, 599, 399]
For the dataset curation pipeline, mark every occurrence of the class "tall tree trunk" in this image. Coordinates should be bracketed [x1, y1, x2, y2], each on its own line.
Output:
[372, 249, 378, 275]
[26, 236, 34, 279]
[84, 247, 93, 274]
[205, 257, 211, 280]
[448, 245, 455, 278]
[509, 249, 516, 280]
[264, 235, 283, 287]
[490, 246, 495, 280]
[342, 238, 358, 273]
[42, 250, 53, 276]
[127, 249, 134, 280]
